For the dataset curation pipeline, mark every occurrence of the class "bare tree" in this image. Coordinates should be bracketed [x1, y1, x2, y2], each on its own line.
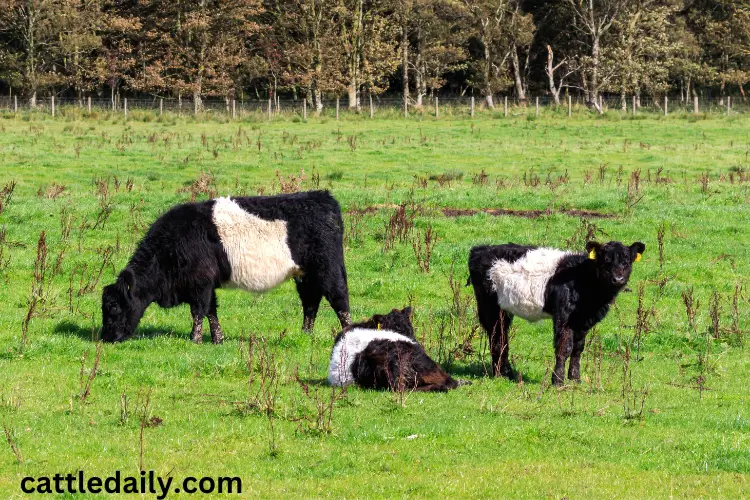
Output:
[564, 0, 627, 108]
[546, 44, 576, 104]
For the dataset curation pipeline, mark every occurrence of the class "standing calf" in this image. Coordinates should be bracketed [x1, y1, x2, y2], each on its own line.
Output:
[328, 307, 460, 392]
[468, 241, 645, 385]
[102, 191, 351, 343]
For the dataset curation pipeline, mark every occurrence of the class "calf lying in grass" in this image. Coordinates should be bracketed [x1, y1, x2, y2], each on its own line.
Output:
[468, 241, 645, 385]
[328, 307, 460, 392]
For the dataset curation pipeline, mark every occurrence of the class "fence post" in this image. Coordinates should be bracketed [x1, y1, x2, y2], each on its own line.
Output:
[336, 97, 340, 120]
[664, 95, 668, 116]
[504, 96, 508, 117]
[568, 95, 571, 117]
[87, 96, 91, 113]
[232, 99, 236, 119]
[124, 98, 128, 117]
[404, 93, 408, 118]
[632, 95, 636, 115]
[693, 95, 699, 114]
[727, 96, 731, 115]
[160, 98, 163, 116]
[369, 93, 374, 118]
[303, 98, 306, 120]
[471, 96, 475, 117]
[268, 99, 272, 120]
[194, 97, 198, 116]
[435, 96, 439, 119]
[51, 96, 55, 117]
[276, 96, 280, 114]
[14, 95, 17, 114]
[535, 96, 539, 117]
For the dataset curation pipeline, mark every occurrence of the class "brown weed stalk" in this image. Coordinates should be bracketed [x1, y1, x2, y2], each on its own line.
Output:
[3, 422, 23, 463]
[411, 225, 437, 273]
[79, 342, 103, 404]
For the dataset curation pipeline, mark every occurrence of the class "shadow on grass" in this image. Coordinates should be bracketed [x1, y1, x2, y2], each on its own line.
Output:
[446, 362, 543, 384]
[296, 377, 329, 387]
[53, 320, 186, 342]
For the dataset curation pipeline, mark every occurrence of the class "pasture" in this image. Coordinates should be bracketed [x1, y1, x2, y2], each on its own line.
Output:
[0, 107, 748, 497]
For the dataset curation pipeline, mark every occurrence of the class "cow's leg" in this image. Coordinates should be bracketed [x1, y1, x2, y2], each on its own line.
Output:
[295, 277, 323, 333]
[489, 310, 515, 379]
[189, 287, 212, 344]
[471, 276, 514, 378]
[553, 321, 574, 386]
[208, 289, 224, 344]
[190, 304, 206, 344]
[567, 330, 588, 382]
[320, 264, 351, 328]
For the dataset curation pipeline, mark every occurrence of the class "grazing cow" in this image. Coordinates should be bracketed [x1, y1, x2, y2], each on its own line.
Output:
[328, 307, 461, 392]
[101, 191, 351, 343]
[468, 241, 645, 385]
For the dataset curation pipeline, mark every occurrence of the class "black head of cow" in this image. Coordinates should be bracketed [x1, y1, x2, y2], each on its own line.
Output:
[370, 306, 415, 338]
[101, 268, 142, 342]
[586, 241, 645, 288]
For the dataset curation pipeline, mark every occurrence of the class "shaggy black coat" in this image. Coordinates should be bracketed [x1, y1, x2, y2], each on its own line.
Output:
[468, 240, 645, 385]
[101, 190, 350, 343]
[331, 308, 460, 392]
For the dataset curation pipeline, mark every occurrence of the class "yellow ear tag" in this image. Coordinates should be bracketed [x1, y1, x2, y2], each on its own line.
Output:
[588, 249, 596, 260]
[377, 323, 381, 330]
[635, 253, 642, 262]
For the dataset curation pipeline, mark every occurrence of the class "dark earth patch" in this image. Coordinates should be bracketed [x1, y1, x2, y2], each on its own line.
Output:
[441, 208, 615, 219]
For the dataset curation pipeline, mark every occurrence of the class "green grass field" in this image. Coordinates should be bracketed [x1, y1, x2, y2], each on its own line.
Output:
[0, 107, 748, 498]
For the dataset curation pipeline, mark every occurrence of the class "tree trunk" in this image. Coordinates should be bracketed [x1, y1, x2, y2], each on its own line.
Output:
[415, 52, 423, 107]
[680, 79, 684, 103]
[348, 0, 364, 110]
[420, 60, 427, 102]
[347, 85, 358, 110]
[313, 88, 323, 114]
[402, 16, 409, 110]
[546, 45, 561, 105]
[483, 35, 494, 108]
[511, 45, 526, 103]
[193, 89, 202, 111]
[589, 35, 600, 105]
[313, 26, 324, 114]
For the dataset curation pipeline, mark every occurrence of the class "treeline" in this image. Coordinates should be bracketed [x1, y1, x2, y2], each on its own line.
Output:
[0, 1, 748, 110]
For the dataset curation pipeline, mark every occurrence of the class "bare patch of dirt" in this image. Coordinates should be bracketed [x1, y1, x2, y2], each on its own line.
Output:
[441, 208, 615, 219]
[347, 203, 399, 215]
[347, 205, 614, 219]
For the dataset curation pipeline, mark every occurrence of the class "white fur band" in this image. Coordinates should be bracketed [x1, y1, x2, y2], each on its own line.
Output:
[212, 197, 300, 292]
[488, 248, 570, 321]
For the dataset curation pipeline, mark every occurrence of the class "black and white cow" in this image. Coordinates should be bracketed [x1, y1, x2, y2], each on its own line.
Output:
[101, 190, 351, 343]
[468, 241, 645, 385]
[328, 307, 461, 392]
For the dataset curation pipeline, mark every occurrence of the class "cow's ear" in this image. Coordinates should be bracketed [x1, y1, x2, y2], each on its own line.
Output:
[630, 242, 645, 263]
[371, 314, 384, 330]
[118, 269, 136, 301]
[585, 241, 601, 260]
[401, 306, 413, 319]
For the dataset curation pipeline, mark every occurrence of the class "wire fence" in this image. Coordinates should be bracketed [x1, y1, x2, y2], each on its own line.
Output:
[0, 94, 746, 119]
